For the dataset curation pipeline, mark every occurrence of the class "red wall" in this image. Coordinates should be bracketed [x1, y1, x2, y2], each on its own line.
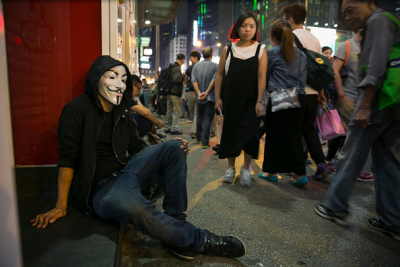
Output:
[3, 0, 102, 165]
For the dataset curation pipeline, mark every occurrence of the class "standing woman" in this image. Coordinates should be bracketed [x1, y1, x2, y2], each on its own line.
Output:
[258, 20, 308, 186]
[215, 12, 267, 187]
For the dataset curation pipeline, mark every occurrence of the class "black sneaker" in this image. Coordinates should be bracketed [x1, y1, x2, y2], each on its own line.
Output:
[314, 204, 350, 226]
[368, 218, 400, 242]
[157, 133, 168, 140]
[164, 129, 171, 133]
[202, 230, 246, 258]
[169, 247, 195, 260]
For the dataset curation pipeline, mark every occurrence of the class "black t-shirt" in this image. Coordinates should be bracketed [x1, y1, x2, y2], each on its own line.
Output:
[185, 65, 194, 91]
[92, 110, 124, 187]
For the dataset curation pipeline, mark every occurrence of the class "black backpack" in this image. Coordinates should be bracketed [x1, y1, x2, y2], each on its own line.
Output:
[294, 35, 334, 91]
[158, 64, 172, 95]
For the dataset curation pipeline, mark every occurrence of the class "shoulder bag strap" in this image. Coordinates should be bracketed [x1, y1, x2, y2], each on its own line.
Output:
[344, 41, 350, 66]
[297, 48, 302, 88]
[383, 12, 400, 28]
[293, 34, 306, 52]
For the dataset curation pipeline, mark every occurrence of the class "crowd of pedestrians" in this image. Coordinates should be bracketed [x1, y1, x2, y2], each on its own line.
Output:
[144, 0, 400, 242]
[149, 0, 400, 242]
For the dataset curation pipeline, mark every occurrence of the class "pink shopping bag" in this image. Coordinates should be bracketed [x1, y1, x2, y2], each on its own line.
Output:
[316, 109, 345, 140]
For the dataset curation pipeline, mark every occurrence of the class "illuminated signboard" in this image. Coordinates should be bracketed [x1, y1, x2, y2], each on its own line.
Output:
[141, 63, 150, 69]
[143, 47, 153, 56]
[193, 20, 198, 46]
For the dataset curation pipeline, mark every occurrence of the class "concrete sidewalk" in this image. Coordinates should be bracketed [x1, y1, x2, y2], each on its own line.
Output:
[120, 118, 399, 266]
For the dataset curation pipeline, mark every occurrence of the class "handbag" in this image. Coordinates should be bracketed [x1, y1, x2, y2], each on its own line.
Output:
[316, 107, 345, 140]
[378, 12, 400, 110]
[270, 53, 302, 113]
[270, 87, 301, 112]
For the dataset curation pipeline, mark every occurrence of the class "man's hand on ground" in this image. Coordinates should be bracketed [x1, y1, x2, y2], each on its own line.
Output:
[175, 138, 190, 154]
[31, 205, 67, 229]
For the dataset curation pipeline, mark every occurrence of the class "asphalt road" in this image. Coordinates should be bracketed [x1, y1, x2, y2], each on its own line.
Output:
[120, 118, 400, 267]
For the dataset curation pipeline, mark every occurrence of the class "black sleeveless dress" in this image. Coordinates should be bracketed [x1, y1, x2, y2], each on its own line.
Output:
[219, 43, 262, 159]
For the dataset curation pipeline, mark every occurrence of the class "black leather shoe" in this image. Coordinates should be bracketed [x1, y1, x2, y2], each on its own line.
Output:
[202, 230, 245, 257]
[162, 243, 195, 260]
[169, 247, 195, 260]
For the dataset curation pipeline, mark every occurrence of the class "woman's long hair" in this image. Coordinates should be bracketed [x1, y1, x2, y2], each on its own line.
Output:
[270, 20, 295, 64]
[229, 11, 259, 42]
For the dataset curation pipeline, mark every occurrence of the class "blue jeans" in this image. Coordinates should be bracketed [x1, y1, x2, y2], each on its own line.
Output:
[92, 140, 206, 250]
[196, 101, 215, 146]
[143, 91, 149, 107]
[324, 120, 400, 231]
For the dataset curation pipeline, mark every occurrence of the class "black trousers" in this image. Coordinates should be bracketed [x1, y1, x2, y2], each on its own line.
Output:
[326, 136, 345, 161]
[157, 95, 166, 115]
[299, 94, 326, 164]
[262, 99, 306, 176]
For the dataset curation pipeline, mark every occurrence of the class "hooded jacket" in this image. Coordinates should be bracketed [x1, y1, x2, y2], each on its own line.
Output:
[57, 55, 146, 215]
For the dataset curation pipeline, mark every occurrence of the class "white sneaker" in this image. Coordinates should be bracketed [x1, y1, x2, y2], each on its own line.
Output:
[240, 167, 251, 187]
[223, 167, 235, 183]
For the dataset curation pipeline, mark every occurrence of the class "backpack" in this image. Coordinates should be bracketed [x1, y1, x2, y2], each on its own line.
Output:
[294, 35, 334, 91]
[158, 64, 172, 95]
[378, 12, 400, 110]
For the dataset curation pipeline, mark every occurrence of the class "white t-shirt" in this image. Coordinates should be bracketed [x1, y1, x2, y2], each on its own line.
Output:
[293, 29, 322, 95]
[225, 42, 266, 74]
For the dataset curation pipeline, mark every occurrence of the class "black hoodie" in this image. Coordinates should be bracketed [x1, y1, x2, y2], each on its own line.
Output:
[57, 56, 146, 215]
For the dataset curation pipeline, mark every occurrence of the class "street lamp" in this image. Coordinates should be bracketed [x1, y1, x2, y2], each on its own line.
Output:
[196, 41, 202, 47]
[217, 42, 221, 47]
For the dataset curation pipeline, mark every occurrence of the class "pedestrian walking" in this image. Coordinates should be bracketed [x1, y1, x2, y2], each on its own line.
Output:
[315, 0, 400, 242]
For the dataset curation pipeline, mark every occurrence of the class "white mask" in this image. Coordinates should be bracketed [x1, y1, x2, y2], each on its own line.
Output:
[98, 65, 127, 106]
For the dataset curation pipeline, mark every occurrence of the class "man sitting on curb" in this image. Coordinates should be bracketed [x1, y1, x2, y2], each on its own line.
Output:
[31, 55, 246, 259]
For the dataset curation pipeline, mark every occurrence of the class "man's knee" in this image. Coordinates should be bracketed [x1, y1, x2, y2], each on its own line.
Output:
[164, 139, 184, 152]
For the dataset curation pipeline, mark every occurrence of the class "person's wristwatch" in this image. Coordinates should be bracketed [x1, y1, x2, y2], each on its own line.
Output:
[257, 100, 264, 104]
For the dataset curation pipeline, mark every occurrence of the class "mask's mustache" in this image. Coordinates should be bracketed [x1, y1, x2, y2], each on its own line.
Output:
[104, 84, 124, 94]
